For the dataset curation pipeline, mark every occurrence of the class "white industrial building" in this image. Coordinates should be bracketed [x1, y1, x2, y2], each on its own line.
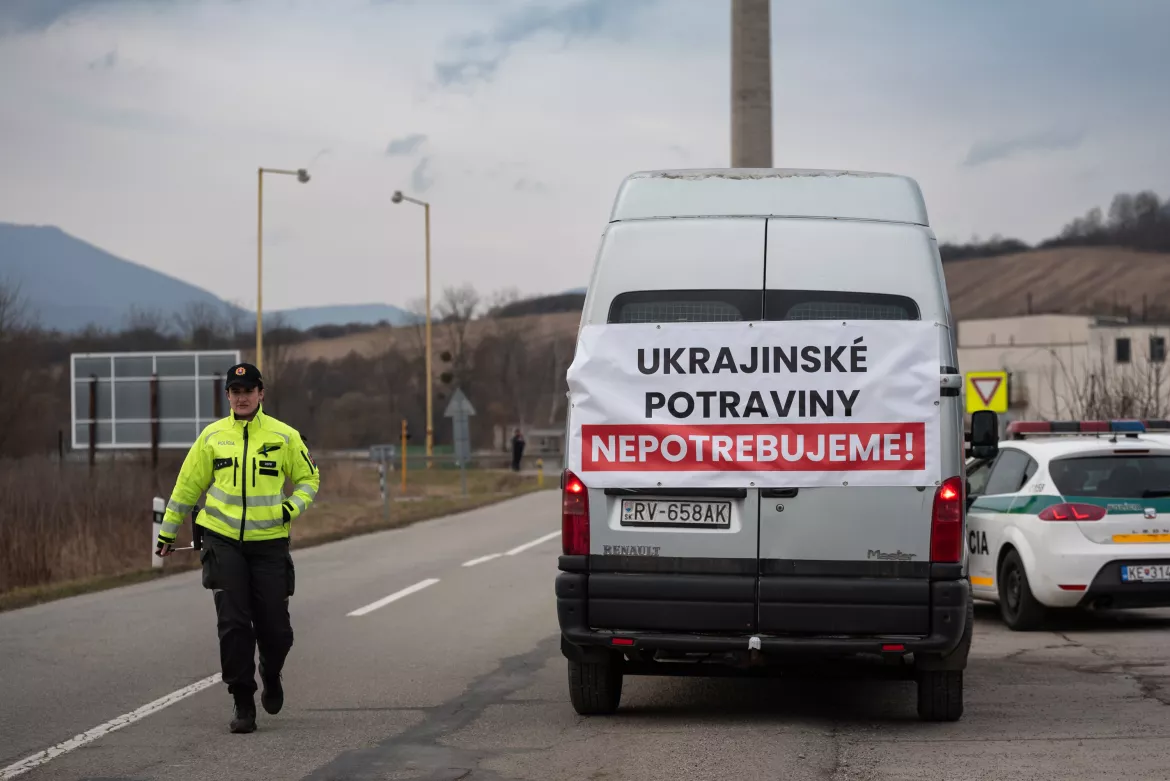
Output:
[957, 314, 1170, 423]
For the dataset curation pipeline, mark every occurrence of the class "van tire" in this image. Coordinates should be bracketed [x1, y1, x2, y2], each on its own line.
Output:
[567, 656, 623, 715]
[916, 670, 963, 722]
[998, 549, 1045, 631]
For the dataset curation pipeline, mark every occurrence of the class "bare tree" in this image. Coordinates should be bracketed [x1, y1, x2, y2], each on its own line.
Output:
[124, 305, 171, 336]
[0, 281, 46, 456]
[1046, 333, 1170, 420]
[260, 312, 294, 413]
[435, 284, 480, 388]
[174, 301, 225, 349]
[0, 278, 31, 336]
[485, 286, 522, 316]
[220, 301, 251, 349]
[403, 296, 429, 359]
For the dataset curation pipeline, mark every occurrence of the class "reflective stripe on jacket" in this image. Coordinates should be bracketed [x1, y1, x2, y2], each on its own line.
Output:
[158, 407, 320, 543]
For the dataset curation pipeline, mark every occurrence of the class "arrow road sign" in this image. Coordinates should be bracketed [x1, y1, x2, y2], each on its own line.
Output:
[444, 388, 476, 419]
[445, 388, 475, 495]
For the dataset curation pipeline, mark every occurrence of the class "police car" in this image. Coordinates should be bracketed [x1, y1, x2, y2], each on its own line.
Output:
[965, 419, 1170, 630]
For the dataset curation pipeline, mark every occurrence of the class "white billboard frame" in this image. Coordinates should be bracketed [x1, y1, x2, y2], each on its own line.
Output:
[70, 349, 242, 451]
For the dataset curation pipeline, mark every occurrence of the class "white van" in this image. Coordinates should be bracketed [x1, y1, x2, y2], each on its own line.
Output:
[556, 168, 1000, 721]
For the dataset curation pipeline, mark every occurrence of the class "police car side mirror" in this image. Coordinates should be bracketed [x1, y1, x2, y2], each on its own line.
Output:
[967, 410, 999, 459]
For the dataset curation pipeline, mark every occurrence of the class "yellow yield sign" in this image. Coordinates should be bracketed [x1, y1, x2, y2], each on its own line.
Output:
[966, 371, 1008, 414]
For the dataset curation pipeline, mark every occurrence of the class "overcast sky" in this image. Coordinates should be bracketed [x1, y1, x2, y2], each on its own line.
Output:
[1, 0, 1167, 313]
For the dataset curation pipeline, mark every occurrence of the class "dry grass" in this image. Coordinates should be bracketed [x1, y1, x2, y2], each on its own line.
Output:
[0, 455, 547, 612]
[285, 310, 581, 363]
[943, 247, 1170, 320]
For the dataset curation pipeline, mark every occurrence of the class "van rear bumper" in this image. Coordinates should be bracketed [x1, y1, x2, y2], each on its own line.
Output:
[556, 561, 970, 664]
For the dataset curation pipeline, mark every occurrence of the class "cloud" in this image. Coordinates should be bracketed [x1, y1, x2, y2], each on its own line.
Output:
[88, 48, 117, 69]
[386, 133, 427, 156]
[434, 0, 653, 88]
[411, 156, 433, 192]
[513, 177, 548, 192]
[963, 127, 1087, 168]
[0, 0, 145, 35]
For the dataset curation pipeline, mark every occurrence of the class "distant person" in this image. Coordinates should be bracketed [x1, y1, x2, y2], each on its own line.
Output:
[155, 362, 320, 734]
[511, 428, 526, 471]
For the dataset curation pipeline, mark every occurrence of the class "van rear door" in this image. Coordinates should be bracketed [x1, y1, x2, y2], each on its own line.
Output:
[579, 217, 765, 635]
[756, 217, 957, 636]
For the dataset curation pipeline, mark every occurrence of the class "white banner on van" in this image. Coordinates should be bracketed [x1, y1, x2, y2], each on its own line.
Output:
[565, 320, 943, 488]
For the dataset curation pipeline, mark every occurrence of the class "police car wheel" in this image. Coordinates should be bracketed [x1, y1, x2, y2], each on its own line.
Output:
[916, 670, 963, 722]
[567, 656, 623, 715]
[998, 548, 1045, 631]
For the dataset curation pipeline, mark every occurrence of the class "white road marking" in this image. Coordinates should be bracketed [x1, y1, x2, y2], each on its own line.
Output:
[462, 553, 502, 567]
[1, 673, 221, 780]
[347, 578, 441, 617]
[505, 531, 560, 556]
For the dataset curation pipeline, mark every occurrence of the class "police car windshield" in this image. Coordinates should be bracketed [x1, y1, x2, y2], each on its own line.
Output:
[1048, 455, 1170, 498]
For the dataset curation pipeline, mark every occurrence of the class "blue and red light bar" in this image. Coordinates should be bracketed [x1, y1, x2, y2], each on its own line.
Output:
[1007, 419, 1170, 438]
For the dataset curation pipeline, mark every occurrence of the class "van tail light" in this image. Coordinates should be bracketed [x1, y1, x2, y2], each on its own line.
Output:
[1038, 503, 1105, 521]
[562, 469, 590, 555]
[930, 476, 964, 563]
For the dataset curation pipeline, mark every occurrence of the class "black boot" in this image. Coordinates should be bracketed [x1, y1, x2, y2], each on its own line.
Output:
[260, 664, 284, 715]
[230, 691, 257, 733]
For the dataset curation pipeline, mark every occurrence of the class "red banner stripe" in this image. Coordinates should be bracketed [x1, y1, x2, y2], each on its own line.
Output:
[580, 423, 926, 472]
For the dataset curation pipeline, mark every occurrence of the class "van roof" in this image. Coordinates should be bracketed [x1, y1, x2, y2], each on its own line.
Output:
[608, 168, 930, 227]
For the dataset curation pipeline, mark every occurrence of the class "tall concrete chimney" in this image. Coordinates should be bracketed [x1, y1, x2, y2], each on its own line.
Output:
[730, 0, 772, 168]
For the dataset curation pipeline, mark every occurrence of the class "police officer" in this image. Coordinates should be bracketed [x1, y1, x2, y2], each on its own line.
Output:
[155, 362, 320, 734]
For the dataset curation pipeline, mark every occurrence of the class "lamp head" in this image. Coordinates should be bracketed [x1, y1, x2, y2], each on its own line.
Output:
[297, 168, 310, 183]
[391, 190, 404, 204]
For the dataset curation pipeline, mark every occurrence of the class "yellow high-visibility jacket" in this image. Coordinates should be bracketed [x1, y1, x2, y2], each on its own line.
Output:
[159, 407, 319, 543]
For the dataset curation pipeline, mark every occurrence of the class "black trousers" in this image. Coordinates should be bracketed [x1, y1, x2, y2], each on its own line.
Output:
[200, 528, 295, 696]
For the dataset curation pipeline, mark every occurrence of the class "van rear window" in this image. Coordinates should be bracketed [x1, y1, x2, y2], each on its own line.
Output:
[607, 290, 762, 324]
[765, 290, 919, 321]
[606, 289, 919, 323]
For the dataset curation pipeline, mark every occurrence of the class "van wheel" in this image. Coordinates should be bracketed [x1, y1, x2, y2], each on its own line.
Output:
[567, 656, 623, 715]
[998, 549, 1045, 631]
[916, 670, 963, 722]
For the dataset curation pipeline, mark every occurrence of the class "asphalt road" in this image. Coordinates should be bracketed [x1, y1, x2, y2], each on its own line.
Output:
[2, 489, 1168, 781]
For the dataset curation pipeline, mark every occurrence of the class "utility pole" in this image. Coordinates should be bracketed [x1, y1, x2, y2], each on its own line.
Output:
[730, 0, 773, 168]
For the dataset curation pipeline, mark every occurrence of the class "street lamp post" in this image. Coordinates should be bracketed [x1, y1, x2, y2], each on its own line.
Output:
[391, 189, 433, 465]
[257, 166, 310, 373]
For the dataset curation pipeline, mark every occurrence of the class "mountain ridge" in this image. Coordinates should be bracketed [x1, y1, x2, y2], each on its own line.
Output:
[0, 222, 416, 332]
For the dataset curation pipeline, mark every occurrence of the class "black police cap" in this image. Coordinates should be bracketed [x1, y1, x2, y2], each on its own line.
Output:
[225, 362, 264, 390]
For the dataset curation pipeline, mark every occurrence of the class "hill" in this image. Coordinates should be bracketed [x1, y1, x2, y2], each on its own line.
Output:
[942, 246, 1170, 321]
[284, 245, 1170, 363]
[0, 222, 414, 332]
[286, 310, 581, 363]
[0, 223, 233, 333]
[270, 304, 416, 330]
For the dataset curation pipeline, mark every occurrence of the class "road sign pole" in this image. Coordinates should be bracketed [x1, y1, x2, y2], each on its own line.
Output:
[379, 454, 389, 519]
[444, 388, 476, 499]
[401, 419, 408, 493]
